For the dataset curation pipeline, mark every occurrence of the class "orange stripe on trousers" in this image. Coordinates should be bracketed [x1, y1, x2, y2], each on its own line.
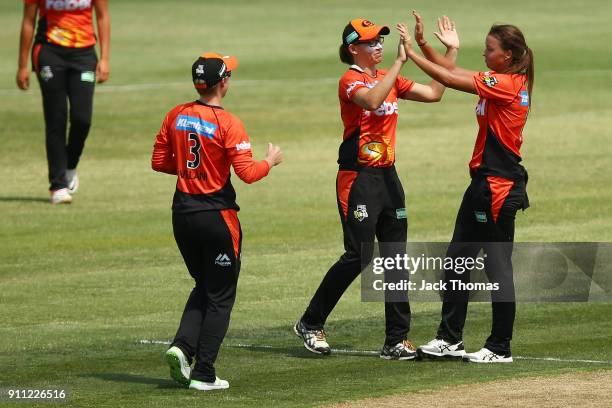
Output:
[220, 209, 241, 259]
[337, 170, 358, 219]
[487, 176, 514, 223]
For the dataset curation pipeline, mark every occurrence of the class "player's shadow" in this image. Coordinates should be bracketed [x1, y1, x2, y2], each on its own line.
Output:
[83, 373, 179, 389]
[0, 196, 49, 204]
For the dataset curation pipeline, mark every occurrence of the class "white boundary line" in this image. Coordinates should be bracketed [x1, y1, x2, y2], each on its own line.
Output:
[138, 339, 612, 364]
[0, 78, 338, 96]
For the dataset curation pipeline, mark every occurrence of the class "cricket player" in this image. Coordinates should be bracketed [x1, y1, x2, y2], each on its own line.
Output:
[152, 53, 282, 390]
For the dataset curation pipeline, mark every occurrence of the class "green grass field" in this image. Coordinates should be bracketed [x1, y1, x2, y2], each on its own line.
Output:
[1, 0, 611, 407]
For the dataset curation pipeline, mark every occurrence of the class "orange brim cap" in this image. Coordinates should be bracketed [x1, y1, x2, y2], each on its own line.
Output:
[345, 19, 390, 44]
[200, 52, 239, 71]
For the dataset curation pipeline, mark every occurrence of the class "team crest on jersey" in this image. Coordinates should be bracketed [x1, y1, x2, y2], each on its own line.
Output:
[46, 0, 92, 11]
[40, 66, 53, 82]
[176, 115, 217, 138]
[482, 75, 498, 88]
[354, 205, 369, 222]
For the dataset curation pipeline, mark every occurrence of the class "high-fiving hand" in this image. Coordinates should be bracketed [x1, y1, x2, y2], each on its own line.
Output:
[433, 15, 460, 50]
[412, 10, 426, 46]
[396, 22, 413, 56]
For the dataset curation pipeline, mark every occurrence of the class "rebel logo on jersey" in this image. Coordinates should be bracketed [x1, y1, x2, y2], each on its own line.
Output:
[45, 0, 92, 11]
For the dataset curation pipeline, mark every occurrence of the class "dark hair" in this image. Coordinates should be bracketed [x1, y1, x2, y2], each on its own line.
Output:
[488, 24, 534, 105]
[339, 44, 354, 65]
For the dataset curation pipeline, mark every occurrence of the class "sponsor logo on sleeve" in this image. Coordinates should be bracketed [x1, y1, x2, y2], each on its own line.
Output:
[235, 141, 251, 151]
[482, 75, 498, 88]
[519, 90, 529, 106]
[175, 115, 217, 138]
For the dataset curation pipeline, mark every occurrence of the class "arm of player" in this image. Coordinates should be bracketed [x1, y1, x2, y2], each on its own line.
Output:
[226, 119, 282, 184]
[151, 115, 177, 175]
[16, 2, 38, 90]
[93, 0, 110, 83]
[396, 22, 447, 103]
[350, 38, 407, 111]
[229, 143, 283, 184]
[400, 23, 478, 94]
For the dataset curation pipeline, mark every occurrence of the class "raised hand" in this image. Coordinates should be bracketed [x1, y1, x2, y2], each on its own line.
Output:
[433, 15, 460, 49]
[412, 10, 426, 46]
[396, 22, 414, 57]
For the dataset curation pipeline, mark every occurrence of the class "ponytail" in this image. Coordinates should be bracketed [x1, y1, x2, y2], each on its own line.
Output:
[525, 47, 534, 106]
[489, 24, 535, 106]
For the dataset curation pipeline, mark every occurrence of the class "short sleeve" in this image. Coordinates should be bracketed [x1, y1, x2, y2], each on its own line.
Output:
[396, 75, 415, 99]
[339, 72, 369, 102]
[472, 72, 519, 103]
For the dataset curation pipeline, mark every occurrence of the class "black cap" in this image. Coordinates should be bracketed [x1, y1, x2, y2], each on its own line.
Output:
[192, 52, 238, 90]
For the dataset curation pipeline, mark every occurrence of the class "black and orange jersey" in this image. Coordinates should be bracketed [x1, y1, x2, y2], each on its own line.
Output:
[152, 101, 270, 213]
[26, 0, 97, 48]
[337, 65, 414, 169]
[470, 71, 529, 180]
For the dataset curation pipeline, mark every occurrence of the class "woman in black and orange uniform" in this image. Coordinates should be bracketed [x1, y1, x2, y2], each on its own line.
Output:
[17, 0, 110, 204]
[294, 17, 458, 360]
[152, 53, 282, 390]
[400, 16, 534, 363]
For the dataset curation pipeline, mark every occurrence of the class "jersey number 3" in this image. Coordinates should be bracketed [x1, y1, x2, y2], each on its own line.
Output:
[187, 133, 201, 169]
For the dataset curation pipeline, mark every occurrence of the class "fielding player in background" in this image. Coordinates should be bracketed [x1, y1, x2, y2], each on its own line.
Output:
[152, 53, 282, 390]
[294, 17, 457, 360]
[399, 14, 534, 363]
[17, 0, 110, 204]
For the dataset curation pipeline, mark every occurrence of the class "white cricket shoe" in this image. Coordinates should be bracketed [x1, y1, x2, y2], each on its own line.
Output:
[165, 346, 191, 386]
[189, 377, 229, 391]
[293, 319, 331, 355]
[462, 347, 513, 363]
[417, 338, 466, 359]
[50, 188, 72, 205]
[66, 169, 79, 194]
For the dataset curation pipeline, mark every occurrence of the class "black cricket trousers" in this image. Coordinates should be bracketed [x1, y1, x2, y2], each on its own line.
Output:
[34, 43, 97, 190]
[302, 166, 410, 346]
[437, 175, 528, 355]
[171, 209, 242, 382]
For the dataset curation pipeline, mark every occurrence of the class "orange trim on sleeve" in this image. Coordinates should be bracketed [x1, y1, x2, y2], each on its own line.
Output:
[337, 170, 358, 219]
[487, 176, 514, 223]
[220, 209, 241, 258]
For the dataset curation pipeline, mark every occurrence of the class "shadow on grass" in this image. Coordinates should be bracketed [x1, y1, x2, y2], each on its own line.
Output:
[83, 373, 179, 389]
[0, 196, 49, 204]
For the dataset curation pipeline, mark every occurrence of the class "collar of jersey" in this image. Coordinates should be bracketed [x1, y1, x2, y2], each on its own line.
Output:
[195, 100, 224, 110]
[350, 64, 378, 78]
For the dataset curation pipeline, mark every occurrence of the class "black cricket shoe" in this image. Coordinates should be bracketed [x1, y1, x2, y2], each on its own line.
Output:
[380, 340, 418, 360]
